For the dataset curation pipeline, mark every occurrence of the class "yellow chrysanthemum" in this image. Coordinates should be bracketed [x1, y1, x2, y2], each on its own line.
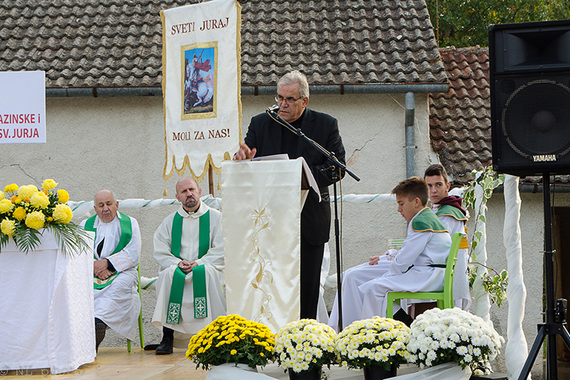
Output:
[30, 191, 50, 209]
[4, 183, 18, 193]
[18, 185, 39, 201]
[53, 204, 73, 224]
[25, 210, 45, 230]
[57, 189, 70, 203]
[0, 190, 4, 200]
[1, 218, 16, 236]
[13, 207, 26, 221]
[0, 199, 13, 214]
[42, 179, 58, 191]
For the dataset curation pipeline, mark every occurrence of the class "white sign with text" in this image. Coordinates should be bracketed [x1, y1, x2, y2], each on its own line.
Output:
[0, 71, 46, 144]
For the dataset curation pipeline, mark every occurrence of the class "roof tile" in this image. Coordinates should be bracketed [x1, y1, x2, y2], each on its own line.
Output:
[0, 0, 447, 88]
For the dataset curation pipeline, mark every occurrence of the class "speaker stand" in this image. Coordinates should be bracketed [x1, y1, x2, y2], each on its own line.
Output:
[518, 173, 570, 380]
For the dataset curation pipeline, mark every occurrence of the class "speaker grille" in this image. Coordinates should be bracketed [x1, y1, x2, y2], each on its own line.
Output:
[502, 79, 570, 158]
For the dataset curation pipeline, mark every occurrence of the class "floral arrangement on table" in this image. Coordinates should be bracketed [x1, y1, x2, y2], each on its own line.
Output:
[406, 308, 504, 373]
[186, 314, 276, 370]
[274, 319, 337, 374]
[335, 316, 411, 371]
[0, 179, 89, 254]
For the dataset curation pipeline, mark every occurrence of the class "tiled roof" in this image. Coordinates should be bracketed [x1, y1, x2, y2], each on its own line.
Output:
[429, 46, 492, 185]
[0, 0, 447, 89]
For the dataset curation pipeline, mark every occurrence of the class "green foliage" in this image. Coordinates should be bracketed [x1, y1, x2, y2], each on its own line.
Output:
[463, 167, 508, 307]
[426, 0, 570, 48]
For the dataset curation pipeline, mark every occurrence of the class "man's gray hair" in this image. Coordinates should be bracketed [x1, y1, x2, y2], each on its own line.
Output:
[94, 189, 117, 203]
[278, 70, 310, 99]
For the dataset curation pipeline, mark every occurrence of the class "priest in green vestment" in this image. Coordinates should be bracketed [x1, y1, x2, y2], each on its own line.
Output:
[81, 190, 141, 352]
[151, 177, 225, 354]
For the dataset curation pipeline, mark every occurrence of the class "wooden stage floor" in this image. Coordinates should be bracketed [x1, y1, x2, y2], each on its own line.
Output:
[0, 347, 417, 379]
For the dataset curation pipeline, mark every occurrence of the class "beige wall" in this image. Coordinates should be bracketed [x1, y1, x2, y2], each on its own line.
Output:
[2, 93, 549, 375]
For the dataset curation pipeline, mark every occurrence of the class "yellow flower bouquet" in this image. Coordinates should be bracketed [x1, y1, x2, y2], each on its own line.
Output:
[0, 180, 90, 254]
[186, 314, 276, 370]
[274, 319, 337, 375]
[335, 317, 411, 371]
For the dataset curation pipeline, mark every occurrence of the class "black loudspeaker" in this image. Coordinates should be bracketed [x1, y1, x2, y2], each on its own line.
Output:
[489, 19, 570, 176]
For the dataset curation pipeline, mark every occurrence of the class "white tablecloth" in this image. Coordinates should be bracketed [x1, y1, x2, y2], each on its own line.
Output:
[0, 231, 96, 374]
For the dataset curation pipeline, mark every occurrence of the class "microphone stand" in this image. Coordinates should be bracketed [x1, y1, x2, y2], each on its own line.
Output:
[266, 106, 360, 330]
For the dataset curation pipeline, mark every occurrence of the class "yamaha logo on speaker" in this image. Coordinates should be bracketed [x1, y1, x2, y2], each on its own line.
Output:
[533, 155, 557, 163]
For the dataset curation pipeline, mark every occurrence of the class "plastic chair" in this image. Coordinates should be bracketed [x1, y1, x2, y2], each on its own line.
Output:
[386, 232, 464, 318]
[127, 264, 145, 352]
[387, 238, 405, 250]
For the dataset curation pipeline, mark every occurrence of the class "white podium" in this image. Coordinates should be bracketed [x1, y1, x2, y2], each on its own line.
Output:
[221, 157, 317, 332]
[0, 231, 95, 374]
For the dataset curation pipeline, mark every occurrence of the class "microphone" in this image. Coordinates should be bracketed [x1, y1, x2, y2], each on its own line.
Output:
[267, 104, 280, 113]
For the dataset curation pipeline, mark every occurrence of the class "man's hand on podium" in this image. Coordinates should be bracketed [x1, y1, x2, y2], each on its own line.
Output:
[234, 143, 257, 160]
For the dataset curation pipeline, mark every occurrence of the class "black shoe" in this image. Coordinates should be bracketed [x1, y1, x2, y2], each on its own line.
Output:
[393, 309, 414, 327]
[155, 327, 174, 355]
[95, 318, 107, 352]
[155, 340, 173, 355]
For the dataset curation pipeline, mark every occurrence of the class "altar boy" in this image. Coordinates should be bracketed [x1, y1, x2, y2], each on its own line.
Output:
[359, 177, 452, 320]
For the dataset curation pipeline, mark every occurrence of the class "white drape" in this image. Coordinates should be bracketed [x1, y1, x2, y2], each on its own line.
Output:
[222, 159, 307, 332]
[503, 175, 530, 379]
[472, 173, 492, 322]
[0, 231, 95, 374]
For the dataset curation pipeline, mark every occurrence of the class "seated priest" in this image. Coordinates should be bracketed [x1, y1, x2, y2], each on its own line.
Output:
[81, 190, 141, 352]
[329, 177, 451, 330]
[150, 177, 225, 355]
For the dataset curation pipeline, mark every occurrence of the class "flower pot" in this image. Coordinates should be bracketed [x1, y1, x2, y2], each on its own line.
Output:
[288, 366, 322, 380]
[362, 363, 397, 380]
[207, 363, 259, 380]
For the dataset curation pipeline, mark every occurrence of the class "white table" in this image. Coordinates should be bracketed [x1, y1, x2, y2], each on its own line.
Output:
[0, 231, 96, 374]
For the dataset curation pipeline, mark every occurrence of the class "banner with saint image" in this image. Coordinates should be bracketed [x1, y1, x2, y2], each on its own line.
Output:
[161, 0, 241, 181]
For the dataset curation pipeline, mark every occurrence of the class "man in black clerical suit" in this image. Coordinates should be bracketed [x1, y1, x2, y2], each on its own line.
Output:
[234, 70, 346, 319]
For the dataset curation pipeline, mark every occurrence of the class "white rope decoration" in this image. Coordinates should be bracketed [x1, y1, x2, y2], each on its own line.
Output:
[69, 193, 397, 220]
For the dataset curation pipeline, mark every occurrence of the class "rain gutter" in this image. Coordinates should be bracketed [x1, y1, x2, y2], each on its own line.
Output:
[46, 83, 449, 98]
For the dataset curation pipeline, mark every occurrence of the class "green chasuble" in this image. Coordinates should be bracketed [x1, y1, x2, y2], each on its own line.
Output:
[84, 212, 133, 290]
[411, 207, 448, 233]
[166, 210, 210, 324]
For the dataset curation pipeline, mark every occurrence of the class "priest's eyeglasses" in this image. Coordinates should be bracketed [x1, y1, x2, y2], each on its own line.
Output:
[275, 94, 304, 105]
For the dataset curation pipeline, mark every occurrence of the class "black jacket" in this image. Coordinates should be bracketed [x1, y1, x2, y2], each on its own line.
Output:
[244, 108, 346, 245]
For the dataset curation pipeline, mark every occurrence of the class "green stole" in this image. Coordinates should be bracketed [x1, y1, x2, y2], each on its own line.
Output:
[411, 207, 448, 233]
[166, 210, 210, 324]
[84, 212, 133, 290]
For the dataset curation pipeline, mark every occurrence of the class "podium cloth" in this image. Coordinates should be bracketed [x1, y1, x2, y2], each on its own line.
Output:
[222, 158, 313, 332]
[0, 231, 95, 374]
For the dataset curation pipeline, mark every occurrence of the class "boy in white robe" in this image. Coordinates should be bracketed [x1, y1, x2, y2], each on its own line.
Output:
[359, 177, 451, 320]
[81, 190, 141, 352]
[424, 164, 471, 310]
[329, 177, 451, 330]
[150, 177, 225, 354]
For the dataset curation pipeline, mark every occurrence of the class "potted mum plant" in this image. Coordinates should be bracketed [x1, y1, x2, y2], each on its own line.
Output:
[274, 319, 337, 380]
[186, 314, 275, 376]
[335, 317, 410, 380]
[406, 308, 504, 376]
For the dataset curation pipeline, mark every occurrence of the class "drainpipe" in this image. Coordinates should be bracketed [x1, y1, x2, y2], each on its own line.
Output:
[405, 92, 415, 178]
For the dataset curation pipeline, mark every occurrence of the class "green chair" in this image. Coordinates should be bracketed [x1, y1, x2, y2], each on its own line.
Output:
[127, 264, 145, 352]
[386, 232, 464, 318]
